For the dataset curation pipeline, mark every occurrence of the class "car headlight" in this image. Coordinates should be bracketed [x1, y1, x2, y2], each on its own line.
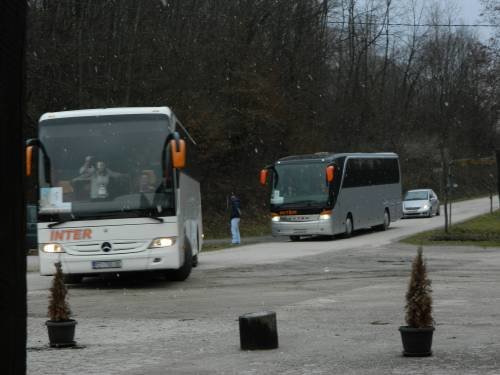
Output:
[271, 215, 280, 222]
[149, 237, 176, 248]
[41, 243, 64, 253]
[422, 204, 429, 210]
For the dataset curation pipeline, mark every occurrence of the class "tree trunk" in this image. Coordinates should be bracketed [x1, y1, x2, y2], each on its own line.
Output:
[496, 149, 500, 207]
[124, 1, 142, 105]
[495, 120, 500, 207]
[0, 1, 28, 374]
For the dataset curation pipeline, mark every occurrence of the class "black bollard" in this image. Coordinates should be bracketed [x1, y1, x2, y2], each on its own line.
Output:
[239, 311, 278, 350]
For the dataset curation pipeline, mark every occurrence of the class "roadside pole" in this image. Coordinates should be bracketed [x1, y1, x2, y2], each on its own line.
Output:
[442, 158, 450, 233]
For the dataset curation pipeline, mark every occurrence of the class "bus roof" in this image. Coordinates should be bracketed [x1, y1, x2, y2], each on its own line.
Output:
[39, 107, 173, 122]
[277, 152, 398, 163]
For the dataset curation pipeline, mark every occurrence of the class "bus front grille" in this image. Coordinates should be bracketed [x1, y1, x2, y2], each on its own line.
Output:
[65, 240, 148, 254]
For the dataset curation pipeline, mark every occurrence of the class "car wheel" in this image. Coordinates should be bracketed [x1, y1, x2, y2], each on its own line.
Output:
[436, 207, 440, 216]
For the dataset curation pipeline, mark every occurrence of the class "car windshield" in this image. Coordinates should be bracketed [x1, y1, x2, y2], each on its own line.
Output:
[404, 191, 429, 201]
[37, 114, 175, 222]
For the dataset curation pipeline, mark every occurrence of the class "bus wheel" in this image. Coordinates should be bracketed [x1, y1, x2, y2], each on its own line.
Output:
[166, 242, 193, 282]
[290, 236, 300, 242]
[343, 215, 353, 238]
[375, 210, 390, 231]
[63, 274, 83, 284]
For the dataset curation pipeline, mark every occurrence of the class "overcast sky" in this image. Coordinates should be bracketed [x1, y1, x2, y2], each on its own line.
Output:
[454, 0, 493, 41]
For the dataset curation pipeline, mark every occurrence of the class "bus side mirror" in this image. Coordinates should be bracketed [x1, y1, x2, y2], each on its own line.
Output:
[260, 169, 268, 186]
[169, 139, 186, 169]
[326, 166, 335, 183]
[26, 146, 33, 176]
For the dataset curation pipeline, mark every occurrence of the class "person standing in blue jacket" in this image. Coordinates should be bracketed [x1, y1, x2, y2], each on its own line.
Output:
[229, 192, 241, 245]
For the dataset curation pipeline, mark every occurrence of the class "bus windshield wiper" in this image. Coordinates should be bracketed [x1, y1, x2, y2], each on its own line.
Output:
[145, 214, 164, 223]
[97, 209, 164, 223]
[133, 208, 164, 223]
[49, 210, 164, 226]
[48, 217, 77, 228]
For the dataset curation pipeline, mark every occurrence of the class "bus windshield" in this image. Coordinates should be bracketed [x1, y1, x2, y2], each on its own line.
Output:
[271, 162, 328, 207]
[37, 114, 175, 222]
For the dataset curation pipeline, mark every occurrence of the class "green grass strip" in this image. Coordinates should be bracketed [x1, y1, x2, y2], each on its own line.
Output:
[401, 210, 500, 248]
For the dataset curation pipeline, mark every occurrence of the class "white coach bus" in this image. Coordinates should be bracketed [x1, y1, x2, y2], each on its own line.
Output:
[26, 107, 202, 283]
[260, 152, 402, 240]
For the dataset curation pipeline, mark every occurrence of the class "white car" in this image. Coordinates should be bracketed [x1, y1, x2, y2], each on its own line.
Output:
[402, 189, 440, 218]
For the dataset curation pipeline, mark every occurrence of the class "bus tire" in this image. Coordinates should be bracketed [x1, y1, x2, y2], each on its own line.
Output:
[375, 210, 390, 231]
[343, 215, 353, 238]
[165, 241, 193, 282]
[63, 274, 83, 284]
[290, 236, 300, 242]
[193, 229, 200, 268]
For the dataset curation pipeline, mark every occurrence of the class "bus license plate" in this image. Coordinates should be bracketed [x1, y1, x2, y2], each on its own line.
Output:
[92, 260, 122, 270]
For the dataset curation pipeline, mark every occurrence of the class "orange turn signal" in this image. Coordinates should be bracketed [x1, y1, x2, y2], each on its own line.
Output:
[326, 166, 335, 183]
[260, 169, 268, 186]
[170, 139, 186, 169]
[26, 146, 33, 176]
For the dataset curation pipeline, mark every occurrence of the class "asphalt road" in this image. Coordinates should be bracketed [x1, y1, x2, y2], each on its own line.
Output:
[27, 196, 500, 374]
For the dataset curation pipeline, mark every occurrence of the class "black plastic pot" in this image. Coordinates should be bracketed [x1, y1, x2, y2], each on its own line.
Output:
[46, 319, 77, 348]
[399, 326, 434, 357]
[239, 311, 278, 350]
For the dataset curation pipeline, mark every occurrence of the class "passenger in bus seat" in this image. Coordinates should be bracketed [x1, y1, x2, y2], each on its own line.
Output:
[73, 158, 125, 199]
[79, 155, 96, 175]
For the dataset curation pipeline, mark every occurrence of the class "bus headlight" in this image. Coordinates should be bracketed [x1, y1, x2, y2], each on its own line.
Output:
[149, 237, 176, 248]
[319, 210, 332, 220]
[41, 243, 64, 253]
[271, 215, 280, 222]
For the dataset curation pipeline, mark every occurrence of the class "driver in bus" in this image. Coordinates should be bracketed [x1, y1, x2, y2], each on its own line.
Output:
[73, 156, 125, 199]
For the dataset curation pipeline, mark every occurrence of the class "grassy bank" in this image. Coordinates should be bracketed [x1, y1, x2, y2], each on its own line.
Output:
[202, 209, 271, 240]
[401, 210, 500, 247]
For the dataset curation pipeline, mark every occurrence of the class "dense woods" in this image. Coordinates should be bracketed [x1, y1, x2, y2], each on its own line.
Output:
[25, 0, 498, 235]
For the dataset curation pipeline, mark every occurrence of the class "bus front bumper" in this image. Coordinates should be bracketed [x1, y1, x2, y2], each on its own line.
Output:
[39, 246, 183, 276]
[272, 220, 334, 237]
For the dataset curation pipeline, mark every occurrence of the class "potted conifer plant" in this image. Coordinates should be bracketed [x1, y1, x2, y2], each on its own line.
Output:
[46, 261, 77, 348]
[399, 246, 434, 357]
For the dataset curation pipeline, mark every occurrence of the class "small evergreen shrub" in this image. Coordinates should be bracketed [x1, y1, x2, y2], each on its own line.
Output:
[405, 247, 433, 328]
[48, 262, 72, 321]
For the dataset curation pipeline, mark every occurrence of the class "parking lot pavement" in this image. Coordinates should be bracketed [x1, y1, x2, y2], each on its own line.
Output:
[27, 242, 500, 375]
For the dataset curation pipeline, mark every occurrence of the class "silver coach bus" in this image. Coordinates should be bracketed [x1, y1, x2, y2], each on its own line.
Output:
[260, 152, 402, 240]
